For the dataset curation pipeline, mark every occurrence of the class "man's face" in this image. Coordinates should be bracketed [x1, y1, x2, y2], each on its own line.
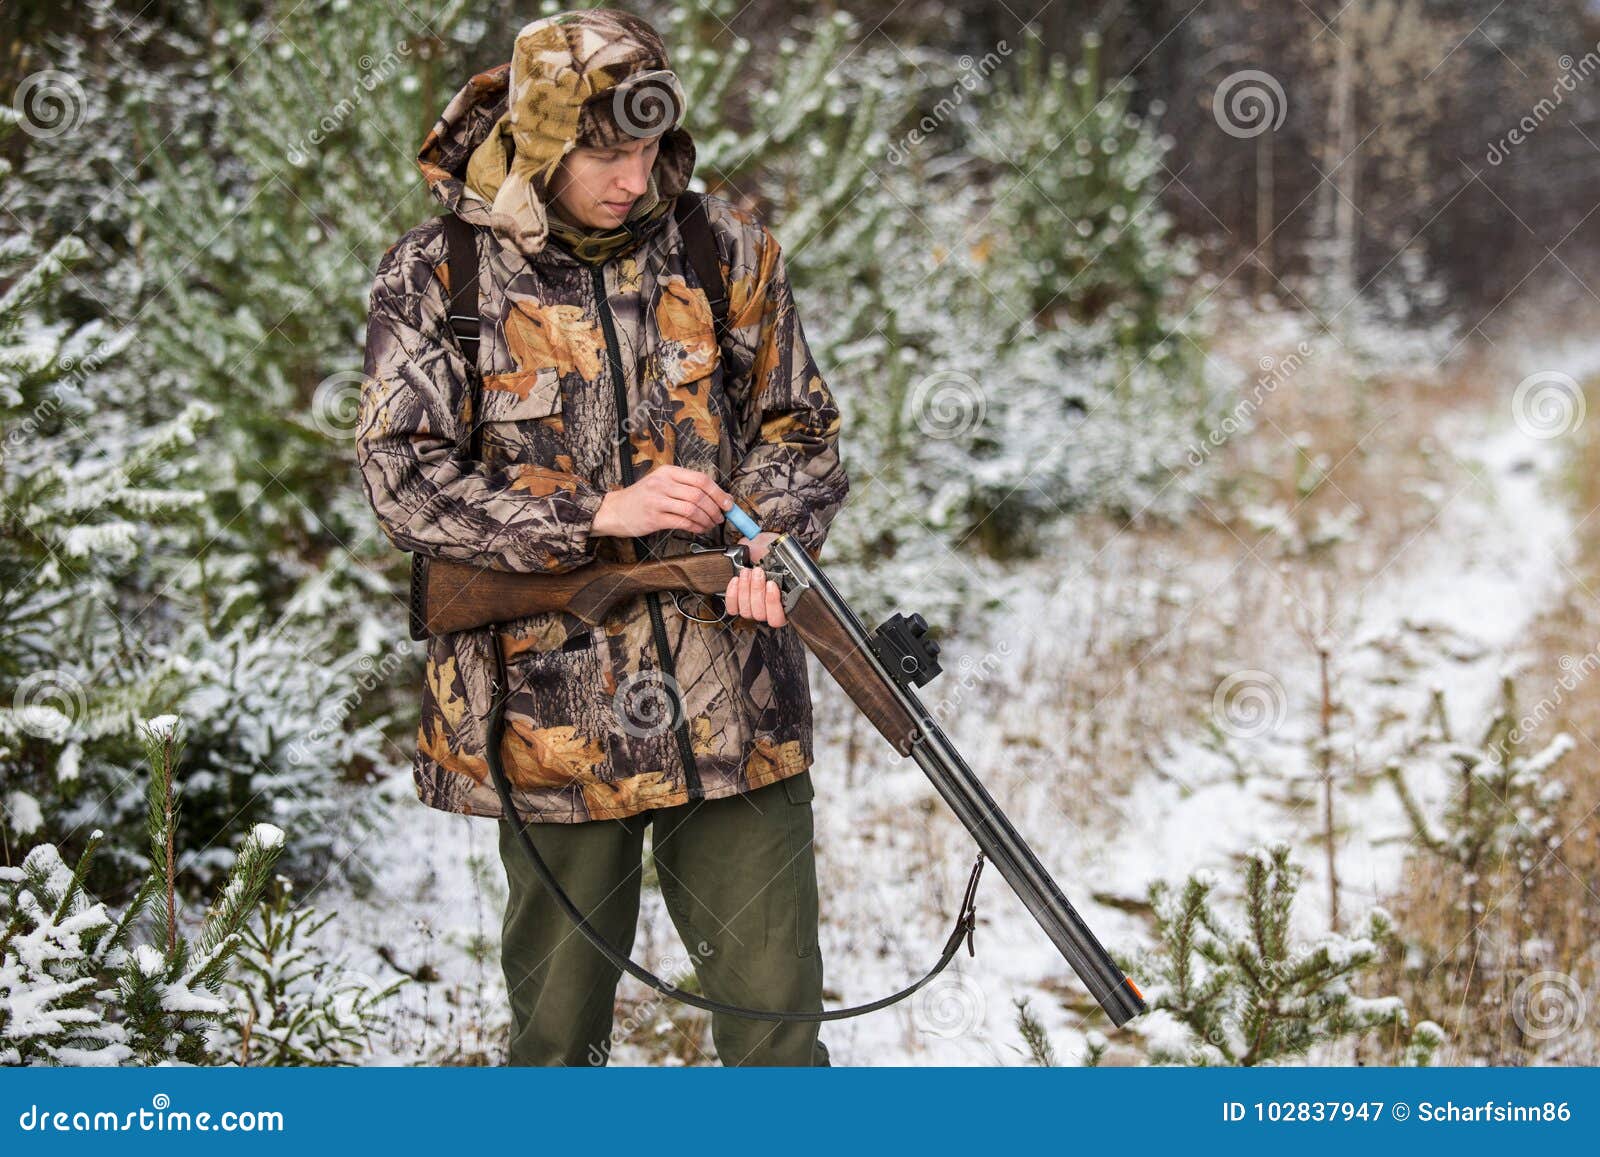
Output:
[548, 131, 663, 229]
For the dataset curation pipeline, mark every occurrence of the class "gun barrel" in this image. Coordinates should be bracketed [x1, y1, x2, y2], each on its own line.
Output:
[909, 733, 1148, 1026]
[770, 535, 1147, 1027]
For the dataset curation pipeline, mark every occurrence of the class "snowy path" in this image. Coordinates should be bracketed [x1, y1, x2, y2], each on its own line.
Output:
[798, 339, 1592, 1065]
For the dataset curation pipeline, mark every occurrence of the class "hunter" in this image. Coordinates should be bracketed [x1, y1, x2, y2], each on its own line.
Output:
[356, 8, 849, 1066]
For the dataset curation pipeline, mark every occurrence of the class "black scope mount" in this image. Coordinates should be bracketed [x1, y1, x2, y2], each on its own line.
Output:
[871, 611, 942, 689]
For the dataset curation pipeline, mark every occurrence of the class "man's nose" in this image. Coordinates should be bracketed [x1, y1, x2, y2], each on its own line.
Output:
[616, 154, 651, 197]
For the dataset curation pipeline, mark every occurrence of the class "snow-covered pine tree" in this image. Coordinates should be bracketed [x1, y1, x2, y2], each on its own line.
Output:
[1385, 675, 1571, 909]
[681, 11, 1229, 580]
[0, 716, 284, 1066]
[129, 0, 465, 622]
[12, 0, 469, 890]
[3, 71, 384, 894]
[116, 715, 287, 1064]
[946, 27, 1220, 542]
[219, 875, 406, 1066]
[2, 0, 219, 329]
[968, 29, 1197, 353]
[0, 105, 216, 890]
[1124, 840, 1442, 1066]
[1011, 995, 1059, 1066]
[0, 834, 136, 1065]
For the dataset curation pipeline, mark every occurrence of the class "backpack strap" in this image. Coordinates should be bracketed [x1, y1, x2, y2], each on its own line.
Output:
[408, 212, 482, 643]
[441, 211, 484, 458]
[673, 189, 729, 346]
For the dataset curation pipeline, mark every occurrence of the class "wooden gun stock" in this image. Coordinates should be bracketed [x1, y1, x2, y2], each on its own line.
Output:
[410, 550, 741, 638]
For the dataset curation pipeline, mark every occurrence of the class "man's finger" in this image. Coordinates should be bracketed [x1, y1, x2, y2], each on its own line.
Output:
[681, 468, 733, 508]
[670, 484, 725, 524]
[661, 496, 710, 526]
[742, 566, 762, 621]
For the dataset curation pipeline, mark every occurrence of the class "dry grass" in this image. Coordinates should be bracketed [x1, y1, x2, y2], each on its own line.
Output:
[1371, 366, 1600, 1066]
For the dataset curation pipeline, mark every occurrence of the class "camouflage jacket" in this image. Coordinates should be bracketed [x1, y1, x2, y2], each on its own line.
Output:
[357, 58, 849, 823]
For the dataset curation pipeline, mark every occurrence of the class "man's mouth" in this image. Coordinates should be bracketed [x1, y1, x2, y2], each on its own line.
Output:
[604, 199, 634, 213]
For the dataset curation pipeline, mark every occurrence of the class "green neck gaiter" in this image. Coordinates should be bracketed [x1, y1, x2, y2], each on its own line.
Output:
[546, 187, 671, 265]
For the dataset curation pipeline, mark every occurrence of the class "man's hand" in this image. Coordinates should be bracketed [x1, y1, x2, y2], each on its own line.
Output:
[727, 531, 786, 626]
[591, 469, 787, 626]
[740, 530, 780, 564]
[592, 465, 733, 538]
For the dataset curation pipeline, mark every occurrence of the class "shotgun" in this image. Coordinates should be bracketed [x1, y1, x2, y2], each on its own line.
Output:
[409, 507, 1148, 1028]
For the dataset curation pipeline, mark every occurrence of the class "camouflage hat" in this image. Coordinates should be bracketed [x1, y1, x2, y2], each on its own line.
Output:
[467, 8, 690, 257]
[577, 66, 687, 148]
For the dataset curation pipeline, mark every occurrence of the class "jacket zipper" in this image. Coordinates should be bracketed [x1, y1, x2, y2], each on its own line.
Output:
[590, 262, 704, 801]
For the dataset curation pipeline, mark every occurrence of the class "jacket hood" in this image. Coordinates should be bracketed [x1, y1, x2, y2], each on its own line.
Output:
[415, 9, 697, 263]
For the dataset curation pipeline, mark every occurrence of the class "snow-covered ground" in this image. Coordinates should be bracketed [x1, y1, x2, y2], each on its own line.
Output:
[331, 322, 1600, 1067]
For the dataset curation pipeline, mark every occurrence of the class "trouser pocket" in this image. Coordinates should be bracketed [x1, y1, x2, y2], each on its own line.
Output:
[780, 771, 819, 958]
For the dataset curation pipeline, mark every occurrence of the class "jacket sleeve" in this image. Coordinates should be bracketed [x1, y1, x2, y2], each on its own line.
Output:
[719, 223, 850, 558]
[356, 227, 607, 573]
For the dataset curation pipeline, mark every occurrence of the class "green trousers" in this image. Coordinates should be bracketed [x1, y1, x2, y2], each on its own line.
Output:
[496, 769, 831, 1066]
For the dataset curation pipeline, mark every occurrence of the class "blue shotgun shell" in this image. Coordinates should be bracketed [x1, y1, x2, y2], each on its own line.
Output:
[725, 503, 762, 541]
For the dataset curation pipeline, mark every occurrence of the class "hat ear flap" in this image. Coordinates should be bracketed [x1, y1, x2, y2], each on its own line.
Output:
[490, 160, 551, 257]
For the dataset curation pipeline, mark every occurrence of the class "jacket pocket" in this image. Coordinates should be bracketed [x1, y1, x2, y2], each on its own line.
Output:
[499, 631, 611, 791]
[480, 367, 562, 422]
[479, 367, 568, 467]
